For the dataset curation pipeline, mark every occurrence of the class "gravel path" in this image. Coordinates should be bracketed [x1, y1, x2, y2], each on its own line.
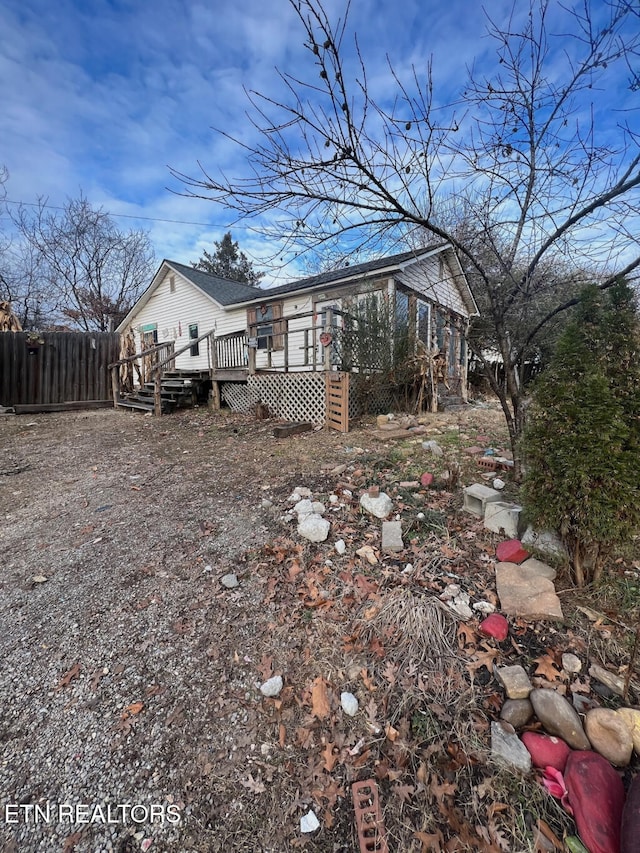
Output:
[0, 407, 338, 853]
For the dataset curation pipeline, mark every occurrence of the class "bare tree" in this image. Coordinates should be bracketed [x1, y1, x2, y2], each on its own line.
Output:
[173, 0, 640, 477]
[11, 196, 155, 331]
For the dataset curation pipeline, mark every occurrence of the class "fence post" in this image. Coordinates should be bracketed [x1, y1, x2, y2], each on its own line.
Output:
[111, 366, 120, 408]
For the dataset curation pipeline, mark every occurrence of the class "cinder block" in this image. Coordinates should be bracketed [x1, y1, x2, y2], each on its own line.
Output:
[463, 483, 503, 518]
[484, 501, 525, 539]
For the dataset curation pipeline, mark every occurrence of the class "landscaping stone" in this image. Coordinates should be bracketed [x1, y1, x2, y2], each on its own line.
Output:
[293, 498, 314, 518]
[494, 664, 532, 700]
[420, 472, 434, 487]
[484, 503, 524, 538]
[616, 707, 640, 753]
[334, 538, 346, 555]
[462, 483, 503, 517]
[588, 663, 626, 697]
[381, 520, 404, 553]
[422, 440, 444, 456]
[360, 491, 393, 519]
[584, 707, 634, 766]
[562, 653, 582, 674]
[341, 692, 359, 716]
[495, 561, 564, 621]
[520, 557, 557, 581]
[564, 751, 624, 853]
[621, 773, 640, 853]
[479, 613, 509, 641]
[260, 675, 283, 697]
[521, 525, 568, 561]
[495, 539, 530, 564]
[300, 809, 320, 833]
[529, 688, 591, 750]
[520, 732, 571, 772]
[500, 698, 534, 728]
[298, 514, 330, 542]
[221, 573, 239, 589]
[491, 721, 532, 772]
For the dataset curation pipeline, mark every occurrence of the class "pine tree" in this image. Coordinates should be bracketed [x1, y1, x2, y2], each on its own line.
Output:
[521, 282, 640, 587]
[192, 232, 263, 285]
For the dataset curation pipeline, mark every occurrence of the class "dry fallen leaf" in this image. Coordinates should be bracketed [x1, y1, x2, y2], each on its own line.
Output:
[322, 741, 339, 772]
[311, 677, 331, 718]
[356, 544, 378, 565]
[240, 773, 266, 794]
[57, 663, 81, 690]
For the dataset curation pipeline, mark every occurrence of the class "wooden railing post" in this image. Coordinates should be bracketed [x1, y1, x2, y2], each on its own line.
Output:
[154, 369, 162, 416]
[323, 307, 333, 372]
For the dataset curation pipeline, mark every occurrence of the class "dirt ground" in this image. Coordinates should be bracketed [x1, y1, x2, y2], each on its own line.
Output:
[0, 403, 637, 852]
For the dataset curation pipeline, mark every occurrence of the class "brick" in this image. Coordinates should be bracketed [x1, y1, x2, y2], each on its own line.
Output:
[352, 779, 389, 853]
[496, 539, 530, 564]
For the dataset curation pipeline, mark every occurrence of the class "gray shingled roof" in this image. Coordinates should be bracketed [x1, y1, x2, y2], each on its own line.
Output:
[243, 245, 448, 300]
[166, 260, 263, 306]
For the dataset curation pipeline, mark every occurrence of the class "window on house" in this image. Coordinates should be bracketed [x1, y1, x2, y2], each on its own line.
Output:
[169, 275, 176, 293]
[189, 323, 199, 357]
[247, 303, 283, 350]
[417, 300, 430, 347]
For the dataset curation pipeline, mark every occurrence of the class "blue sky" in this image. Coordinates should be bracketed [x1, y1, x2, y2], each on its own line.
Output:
[0, 0, 636, 282]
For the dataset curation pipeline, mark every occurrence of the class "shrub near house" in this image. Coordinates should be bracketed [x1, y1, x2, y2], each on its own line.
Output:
[521, 281, 640, 587]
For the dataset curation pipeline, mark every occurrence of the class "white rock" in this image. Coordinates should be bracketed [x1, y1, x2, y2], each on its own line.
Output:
[562, 653, 582, 674]
[329, 494, 339, 504]
[261, 498, 274, 509]
[260, 675, 283, 697]
[473, 600, 496, 615]
[341, 691, 359, 716]
[493, 478, 506, 490]
[300, 809, 320, 833]
[311, 501, 326, 515]
[334, 539, 346, 555]
[294, 487, 312, 498]
[298, 514, 330, 542]
[422, 440, 444, 456]
[293, 499, 314, 518]
[359, 492, 393, 518]
[220, 573, 239, 589]
[32, 575, 48, 584]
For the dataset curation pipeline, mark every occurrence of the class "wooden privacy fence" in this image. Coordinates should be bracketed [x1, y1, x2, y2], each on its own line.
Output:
[0, 331, 120, 411]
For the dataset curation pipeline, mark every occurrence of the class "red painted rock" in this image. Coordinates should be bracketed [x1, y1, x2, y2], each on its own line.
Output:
[564, 750, 625, 853]
[496, 539, 530, 564]
[479, 613, 509, 641]
[420, 472, 434, 487]
[521, 731, 571, 772]
[621, 772, 640, 853]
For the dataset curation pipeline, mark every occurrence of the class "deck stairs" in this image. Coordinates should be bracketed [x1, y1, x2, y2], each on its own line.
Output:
[117, 370, 210, 414]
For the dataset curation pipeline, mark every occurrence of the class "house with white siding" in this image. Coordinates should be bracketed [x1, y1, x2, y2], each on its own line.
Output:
[115, 244, 478, 425]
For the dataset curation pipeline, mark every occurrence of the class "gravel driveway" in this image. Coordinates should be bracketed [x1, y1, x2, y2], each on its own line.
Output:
[1, 407, 355, 853]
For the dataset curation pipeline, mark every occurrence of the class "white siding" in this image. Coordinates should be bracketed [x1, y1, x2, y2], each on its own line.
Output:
[396, 256, 469, 317]
[122, 269, 247, 371]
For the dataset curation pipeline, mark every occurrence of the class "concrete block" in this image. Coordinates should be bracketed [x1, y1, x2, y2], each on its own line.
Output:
[463, 483, 503, 518]
[484, 501, 524, 538]
[381, 520, 404, 553]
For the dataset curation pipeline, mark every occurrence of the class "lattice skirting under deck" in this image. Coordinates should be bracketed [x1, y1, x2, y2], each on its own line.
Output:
[220, 371, 397, 426]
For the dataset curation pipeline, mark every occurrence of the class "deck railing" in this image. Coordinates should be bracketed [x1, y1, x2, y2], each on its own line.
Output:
[214, 330, 248, 369]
